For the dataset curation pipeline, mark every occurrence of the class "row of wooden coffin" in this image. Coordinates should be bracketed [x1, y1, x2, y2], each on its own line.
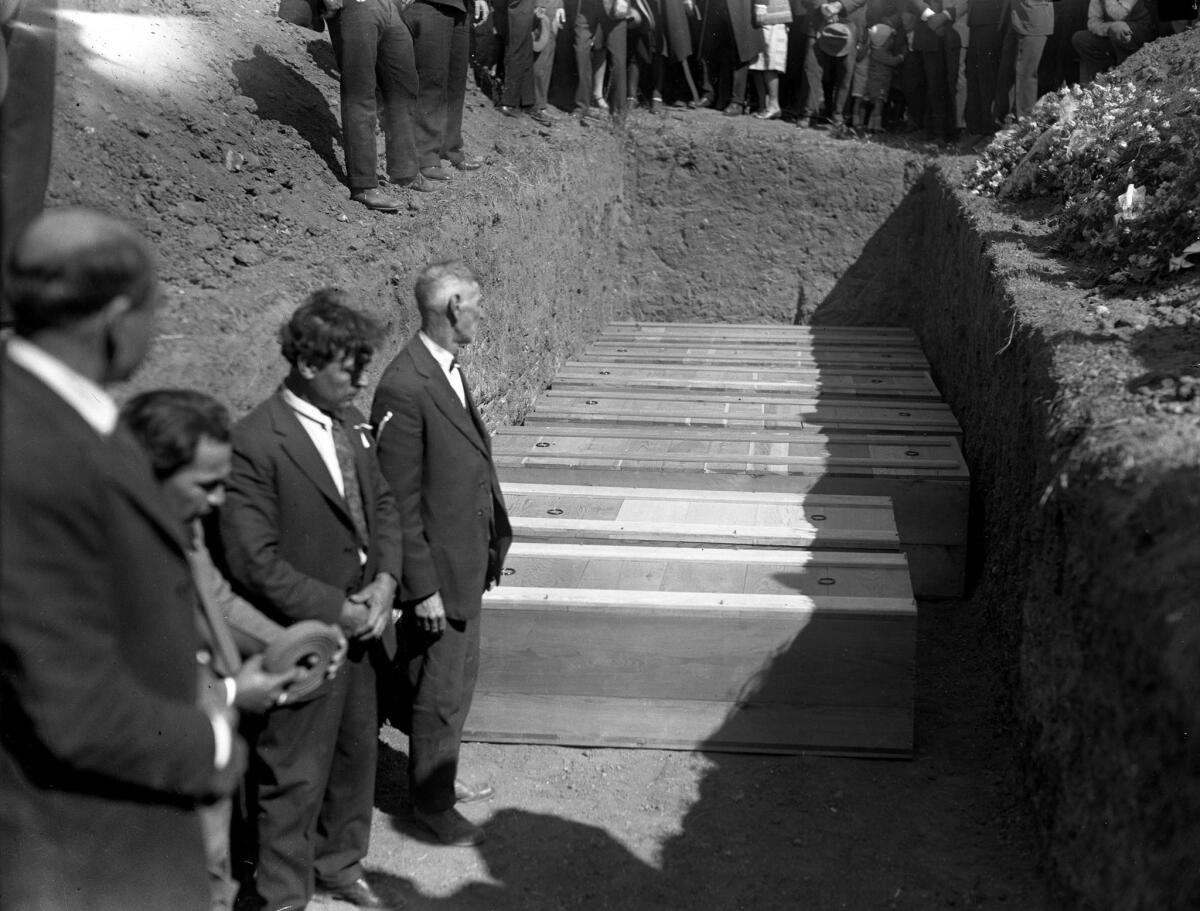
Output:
[462, 323, 962, 757]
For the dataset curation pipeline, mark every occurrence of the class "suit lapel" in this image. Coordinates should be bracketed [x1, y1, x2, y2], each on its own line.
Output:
[188, 526, 242, 676]
[266, 392, 353, 524]
[407, 339, 490, 457]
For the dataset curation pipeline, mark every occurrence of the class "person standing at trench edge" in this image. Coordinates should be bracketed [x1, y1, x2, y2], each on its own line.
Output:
[371, 259, 512, 848]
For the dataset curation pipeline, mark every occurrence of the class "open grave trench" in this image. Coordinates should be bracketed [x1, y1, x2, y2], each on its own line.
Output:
[432, 127, 1198, 909]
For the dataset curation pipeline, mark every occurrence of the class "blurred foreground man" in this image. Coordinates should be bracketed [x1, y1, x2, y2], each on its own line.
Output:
[371, 260, 512, 847]
[0, 209, 246, 911]
[219, 291, 404, 911]
[122, 389, 344, 911]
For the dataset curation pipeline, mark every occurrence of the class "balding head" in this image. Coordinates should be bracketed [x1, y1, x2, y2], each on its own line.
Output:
[4, 209, 159, 383]
[5, 208, 156, 337]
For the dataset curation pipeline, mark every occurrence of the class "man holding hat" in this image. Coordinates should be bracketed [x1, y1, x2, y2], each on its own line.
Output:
[796, 0, 866, 128]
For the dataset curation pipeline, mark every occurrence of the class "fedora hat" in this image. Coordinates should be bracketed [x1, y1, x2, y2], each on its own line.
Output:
[817, 21, 854, 57]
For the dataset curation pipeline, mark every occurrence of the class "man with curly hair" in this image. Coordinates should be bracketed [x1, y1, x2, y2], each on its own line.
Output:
[219, 291, 404, 911]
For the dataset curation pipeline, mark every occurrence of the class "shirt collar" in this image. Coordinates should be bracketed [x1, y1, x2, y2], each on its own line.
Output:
[280, 384, 333, 430]
[5, 336, 119, 436]
[419, 330, 457, 372]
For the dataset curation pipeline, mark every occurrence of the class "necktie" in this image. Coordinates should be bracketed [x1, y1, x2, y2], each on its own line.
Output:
[331, 417, 370, 549]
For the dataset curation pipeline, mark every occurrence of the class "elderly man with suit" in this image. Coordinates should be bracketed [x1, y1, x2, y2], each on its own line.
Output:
[0, 209, 246, 911]
[371, 260, 512, 848]
[219, 291, 404, 911]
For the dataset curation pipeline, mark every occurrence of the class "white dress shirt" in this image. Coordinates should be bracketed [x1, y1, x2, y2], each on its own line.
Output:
[280, 385, 345, 497]
[419, 330, 466, 408]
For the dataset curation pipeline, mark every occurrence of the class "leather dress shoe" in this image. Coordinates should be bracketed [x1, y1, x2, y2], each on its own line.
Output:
[528, 108, 553, 127]
[498, 104, 522, 118]
[316, 876, 400, 909]
[414, 807, 485, 846]
[394, 173, 441, 193]
[454, 778, 495, 804]
[350, 187, 403, 212]
[451, 156, 483, 171]
[419, 165, 451, 181]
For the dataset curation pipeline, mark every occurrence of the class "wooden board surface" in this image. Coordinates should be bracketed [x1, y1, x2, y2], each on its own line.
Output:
[465, 694, 914, 757]
[497, 542, 913, 599]
[530, 391, 961, 439]
[551, 363, 943, 399]
[502, 482, 901, 550]
[581, 346, 930, 370]
[601, 322, 919, 344]
[469, 580, 916, 756]
[494, 426, 968, 479]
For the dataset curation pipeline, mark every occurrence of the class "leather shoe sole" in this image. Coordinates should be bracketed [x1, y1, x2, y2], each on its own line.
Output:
[419, 165, 451, 181]
[315, 876, 401, 909]
[414, 807, 485, 846]
[454, 778, 495, 804]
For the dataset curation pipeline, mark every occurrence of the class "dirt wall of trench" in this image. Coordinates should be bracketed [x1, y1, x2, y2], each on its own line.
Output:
[909, 166, 1200, 911]
[623, 123, 927, 326]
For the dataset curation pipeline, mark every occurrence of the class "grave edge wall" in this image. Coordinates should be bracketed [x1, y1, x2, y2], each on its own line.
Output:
[912, 164, 1200, 911]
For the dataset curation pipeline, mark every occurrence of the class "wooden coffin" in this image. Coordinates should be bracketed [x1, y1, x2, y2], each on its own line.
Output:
[581, 344, 931, 370]
[550, 362, 943, 400]
[494, 425, 969, 599]
[600, 321, 920, 346]
[503, 482, 901, 551]
[530, 388, 962, 440]
[466, 542, 916, 757]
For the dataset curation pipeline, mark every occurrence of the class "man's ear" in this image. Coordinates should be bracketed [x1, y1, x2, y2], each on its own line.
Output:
[100, 293, 134, 326]
[445, 293, 462, 325]
[296, 358, 318, 380]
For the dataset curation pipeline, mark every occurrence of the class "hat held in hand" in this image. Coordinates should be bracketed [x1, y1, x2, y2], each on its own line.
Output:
[263, 620, 342, 704]
[817, 21, 854, 57]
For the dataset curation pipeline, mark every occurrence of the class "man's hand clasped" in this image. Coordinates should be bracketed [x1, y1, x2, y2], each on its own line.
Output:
[343, 572, 398, 641]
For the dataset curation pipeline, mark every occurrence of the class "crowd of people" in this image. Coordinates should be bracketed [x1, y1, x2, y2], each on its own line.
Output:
[296, 0, 1199, 208]
[0, 209, 510, 911]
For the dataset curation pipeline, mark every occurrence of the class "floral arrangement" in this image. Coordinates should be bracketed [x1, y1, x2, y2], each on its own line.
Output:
[963, 34, 1200, 286]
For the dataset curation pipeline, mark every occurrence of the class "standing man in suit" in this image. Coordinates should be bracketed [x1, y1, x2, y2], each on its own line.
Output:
[371, 260, 512, 848]
[218, 291, 404, 911]
[405, 0, 490, 181]
[0, 208, 246, 911]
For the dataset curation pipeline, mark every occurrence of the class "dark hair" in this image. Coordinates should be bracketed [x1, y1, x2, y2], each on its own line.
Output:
[120, 389, 231, 480]
[6, 221, 155, 336]
[413, 260, 479, 314]
[279, 288, 381, 370]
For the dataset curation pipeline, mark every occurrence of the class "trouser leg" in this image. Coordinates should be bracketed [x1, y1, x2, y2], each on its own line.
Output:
[407, 616, 481, 814]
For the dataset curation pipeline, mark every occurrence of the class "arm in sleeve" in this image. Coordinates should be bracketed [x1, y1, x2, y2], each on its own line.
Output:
[1086, 0, 1109, 31]
[219, 429, 346, 625]
[372, 382, 440, 603]
[192, 530, 285, 656]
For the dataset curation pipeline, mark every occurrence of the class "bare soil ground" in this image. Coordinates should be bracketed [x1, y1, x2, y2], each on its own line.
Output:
[42, 2, 1087, 907]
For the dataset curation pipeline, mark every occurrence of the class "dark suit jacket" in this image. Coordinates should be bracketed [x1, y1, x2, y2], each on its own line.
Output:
[371, 336, 512, 622]
[218, 390, 403, 662]
[0, 352, 240, 911]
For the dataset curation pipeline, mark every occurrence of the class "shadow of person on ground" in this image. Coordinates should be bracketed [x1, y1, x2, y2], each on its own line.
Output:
[232, 45, 346, 184]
